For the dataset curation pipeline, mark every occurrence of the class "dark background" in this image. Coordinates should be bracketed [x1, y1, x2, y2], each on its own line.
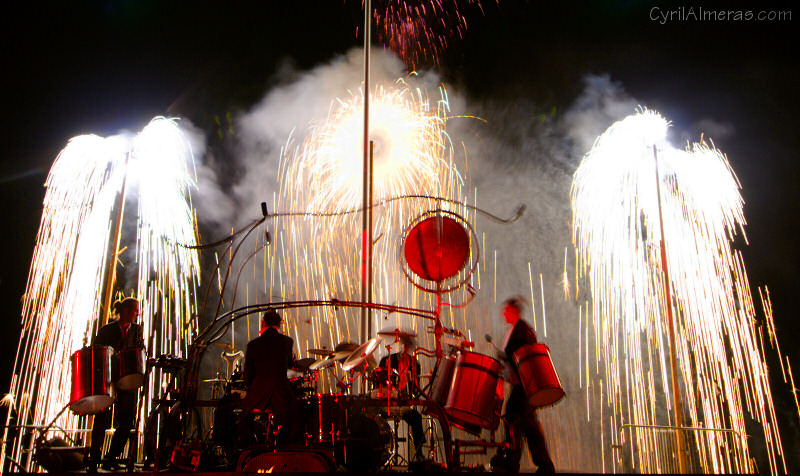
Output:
[1, 0, 797, 471]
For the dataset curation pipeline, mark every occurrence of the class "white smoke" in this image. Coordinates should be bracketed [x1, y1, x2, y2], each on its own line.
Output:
[229, 49, 444, 225]
[562, 74, 640, 156]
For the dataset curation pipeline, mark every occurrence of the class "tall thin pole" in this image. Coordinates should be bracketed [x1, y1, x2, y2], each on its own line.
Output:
[360, 0, 371, 345]
[367, 141, 375, 339]
[653, 144, 688, 473]
[100, 152, 131, 326]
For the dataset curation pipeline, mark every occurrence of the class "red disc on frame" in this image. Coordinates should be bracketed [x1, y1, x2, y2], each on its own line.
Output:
[403, 215, 470, 281]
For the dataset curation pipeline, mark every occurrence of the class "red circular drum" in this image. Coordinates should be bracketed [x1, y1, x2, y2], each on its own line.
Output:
[444, 352, 503, 429]
[69, 346, 115, 414]
[115, 348, 146, 390]
[512, 343, 565, 408]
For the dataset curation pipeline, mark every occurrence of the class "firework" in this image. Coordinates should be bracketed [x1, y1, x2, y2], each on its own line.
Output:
[267, 78, 472, 392]
[1, 118, 200, 471]
[369, 0, 484, 69]
[571, 109, 793, 474]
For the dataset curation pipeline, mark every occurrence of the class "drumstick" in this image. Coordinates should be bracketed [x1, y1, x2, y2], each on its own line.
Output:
[485, 334, 506, 360]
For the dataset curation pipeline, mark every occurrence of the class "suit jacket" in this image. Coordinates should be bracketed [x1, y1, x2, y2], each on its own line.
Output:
[241, 327, 297, 415]
[92, 320, 145, 352]
[503, 319, 538, 386]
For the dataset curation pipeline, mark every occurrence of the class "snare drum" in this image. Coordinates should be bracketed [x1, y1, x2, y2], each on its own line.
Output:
[445, 351, 503, 429]
[512, 343, 565, 408]
[115, 348, 146, 391]
[69, 346, 115, 414]
[289, 374, 315, 399]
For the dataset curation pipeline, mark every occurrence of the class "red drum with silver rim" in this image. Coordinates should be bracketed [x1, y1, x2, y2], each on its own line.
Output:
[115, 348, 146, 390]
[69, 346, 115, 414]
[512, 343, 565, 407]
[445, 351, 503, 429]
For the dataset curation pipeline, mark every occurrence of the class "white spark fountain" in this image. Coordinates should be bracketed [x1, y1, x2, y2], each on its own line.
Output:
[571, 109, 793, 474]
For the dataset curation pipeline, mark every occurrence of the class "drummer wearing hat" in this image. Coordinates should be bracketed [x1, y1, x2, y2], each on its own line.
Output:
[89, 297, 145, 471]
[493, 296, 555, 473]
[239, 309, 299, 444]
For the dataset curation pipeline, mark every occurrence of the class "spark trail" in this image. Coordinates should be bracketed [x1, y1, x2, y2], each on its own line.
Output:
[571, 109, 794, 474]
[369, 0, 485, 69]
[257, 78, 475, 392]
[1, 118, 200, 471]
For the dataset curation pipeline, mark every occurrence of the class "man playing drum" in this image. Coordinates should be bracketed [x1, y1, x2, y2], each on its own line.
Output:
[375, 333, 426, 461]
[239, 309, 300, 445]
[494, 296, 555, 473]
[89, 297, 145, 471]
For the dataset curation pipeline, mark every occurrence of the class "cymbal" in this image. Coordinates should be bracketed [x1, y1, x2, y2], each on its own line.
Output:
[377, 328, 416, 340]
[341, 338, 381, 371]
[287, 369, 303, 379]
[202, 378, 227, 384]
[334, 342, 359, 353]
[307, 348, 333, 357]
[294, 357, 316, 371]
[332, 350, 353, 361]
[309, 357, 335, 371]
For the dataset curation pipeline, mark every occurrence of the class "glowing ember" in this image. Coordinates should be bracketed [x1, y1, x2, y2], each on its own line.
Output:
[370, 0, 484, 69]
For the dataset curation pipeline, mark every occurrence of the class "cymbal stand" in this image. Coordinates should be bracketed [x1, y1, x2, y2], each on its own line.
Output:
[326, 366, 350, 393]
[383, 415, 408, 470]
[382, 341, 397, 416]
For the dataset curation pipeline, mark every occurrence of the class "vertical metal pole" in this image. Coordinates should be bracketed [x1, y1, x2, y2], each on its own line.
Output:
[100, 152, 130, 326]
[367, 141, 374, 339]
[360, 0, 371, 355]
[653, 145, 688, 473]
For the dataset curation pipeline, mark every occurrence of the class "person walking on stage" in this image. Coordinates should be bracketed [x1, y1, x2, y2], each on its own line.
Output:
[494, 296, 555, 473]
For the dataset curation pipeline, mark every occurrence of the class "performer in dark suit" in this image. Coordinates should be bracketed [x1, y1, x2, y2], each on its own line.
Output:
[495, 296, 555, 473]
[376, 334, 426, 461]
[90, 297, 145, 470]
[240, 309, 299, 444]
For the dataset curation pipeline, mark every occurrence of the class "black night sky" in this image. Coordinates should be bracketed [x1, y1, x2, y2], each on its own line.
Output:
[1, 0, 798, 472]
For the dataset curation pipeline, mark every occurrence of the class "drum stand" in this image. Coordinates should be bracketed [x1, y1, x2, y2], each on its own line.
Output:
[383, 415, 408, 470]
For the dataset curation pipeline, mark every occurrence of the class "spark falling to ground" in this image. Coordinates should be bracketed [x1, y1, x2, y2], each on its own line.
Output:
[1, 118, 200, 471]
[571, 109, 795, 474]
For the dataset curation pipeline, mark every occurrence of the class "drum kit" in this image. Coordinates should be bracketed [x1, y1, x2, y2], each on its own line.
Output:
[66, 324, 565, 471]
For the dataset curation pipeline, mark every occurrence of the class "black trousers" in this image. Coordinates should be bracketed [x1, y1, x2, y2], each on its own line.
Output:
[503, 385, 554, 472]
[400, 409, 425, 457]
[90, 390, 137, 461]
